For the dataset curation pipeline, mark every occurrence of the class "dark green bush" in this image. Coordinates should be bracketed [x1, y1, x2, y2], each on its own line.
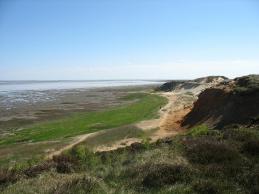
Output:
[242, 140, 259, 156]
[192, 179, 219, 194]
[239, 167, 259, 194]
[23, 161, 54, 177]
[223, 128, 258, 142]
[183, 137, 240, 164]
[53, 154, 77, 173]
[0, 168, 19, 186]
[187, 125, 210, 137]
[141, 163, 191, 188]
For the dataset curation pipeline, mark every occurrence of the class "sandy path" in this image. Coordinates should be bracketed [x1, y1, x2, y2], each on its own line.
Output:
[45, 134, 93, 159]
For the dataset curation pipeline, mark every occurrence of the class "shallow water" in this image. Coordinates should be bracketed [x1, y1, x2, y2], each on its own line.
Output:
[0, 80, 163, 110]
[0, 80, 162, 92]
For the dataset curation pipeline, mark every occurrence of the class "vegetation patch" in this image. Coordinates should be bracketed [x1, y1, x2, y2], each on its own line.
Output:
[187, 124, 210, 137]
[234, 75, 259, 94]
[242, 140, 259, 156]
[183, 137, 240, 164]
[191, 179, 219, 194]
[0, 93, 167, 145]
[52, 175, 97, 194]
[141, 163, 191, 188]
[0, 169, 19, 187]
[223, 127, 259, 142]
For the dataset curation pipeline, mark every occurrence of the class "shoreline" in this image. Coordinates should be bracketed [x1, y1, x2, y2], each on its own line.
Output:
[0, 86, 165, 165]
[0, 84, 159, 135]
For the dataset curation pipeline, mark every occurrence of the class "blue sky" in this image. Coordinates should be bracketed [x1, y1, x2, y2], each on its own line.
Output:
[0, 0, 258, 80]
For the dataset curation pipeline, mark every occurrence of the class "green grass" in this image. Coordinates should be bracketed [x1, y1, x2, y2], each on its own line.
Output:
[186, 125, 210, 137]
[0, 93, 167, 146]
[1, 126, 259, 193]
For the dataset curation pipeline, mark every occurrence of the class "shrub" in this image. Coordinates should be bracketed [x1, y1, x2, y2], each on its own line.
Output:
[155, 137, 173, 145]
[53, 175, 97, 194]
[223, 128, 258, 142]
[23, 161, 54, 177]
[0, 168, 19, 186]
[240, 167, 259, 194]
[183, 137, 240, 164]
[192, 179, 219, 194]
[69, 146, 100, 168]
[53, 154, 77, 173]
[127, 142, 146, 152]
[242, 140, 259, 156]
[141, 163, 191, 188]
[187, 125, 210, 137]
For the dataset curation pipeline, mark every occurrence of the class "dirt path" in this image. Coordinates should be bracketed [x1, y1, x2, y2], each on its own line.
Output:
[45, 134, 93, 159]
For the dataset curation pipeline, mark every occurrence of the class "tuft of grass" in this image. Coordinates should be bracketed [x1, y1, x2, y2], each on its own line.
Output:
[187, 125, 210, 137]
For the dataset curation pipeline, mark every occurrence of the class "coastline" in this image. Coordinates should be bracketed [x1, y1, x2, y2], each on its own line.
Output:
[0, 84, 163, 165]
[0, 84, 160, 135]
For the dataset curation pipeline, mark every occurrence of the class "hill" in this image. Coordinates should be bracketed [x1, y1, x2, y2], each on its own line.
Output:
[182, 75, 259, 128]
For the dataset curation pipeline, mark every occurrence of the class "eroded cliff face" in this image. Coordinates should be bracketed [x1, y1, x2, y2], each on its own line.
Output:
[181, 75, 259, 128]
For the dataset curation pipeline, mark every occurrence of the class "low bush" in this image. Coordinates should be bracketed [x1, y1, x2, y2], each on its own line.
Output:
[69, 146, 100, 168]
[239, 166, 259, 194]
[53, 154, 77, 173]
[0, 168, 19, 186]
[187, 125, 210, 137]
[192, 179, 219, 194]
[141, 163, 191, 188]
[127, 163, 191, 188]
[23, 161, 54, 177]
[223, 128, 258, 142]
[53, 175, 97, 194]
[242, 140, 259, 156]
[183, 137, 240, 164]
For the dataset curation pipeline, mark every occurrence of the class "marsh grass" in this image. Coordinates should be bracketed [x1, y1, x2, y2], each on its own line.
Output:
[0, 93, 167, 145]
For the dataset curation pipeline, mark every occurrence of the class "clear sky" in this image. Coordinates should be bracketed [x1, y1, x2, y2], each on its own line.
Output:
[0, 0, 259, 80]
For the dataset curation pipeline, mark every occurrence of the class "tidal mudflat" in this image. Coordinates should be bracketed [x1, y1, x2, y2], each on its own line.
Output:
[0, 84, 165, 165]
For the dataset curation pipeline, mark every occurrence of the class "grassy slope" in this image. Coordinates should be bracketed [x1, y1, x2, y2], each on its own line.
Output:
[2, 125, 259, 194]
[0, 93, 167, 145]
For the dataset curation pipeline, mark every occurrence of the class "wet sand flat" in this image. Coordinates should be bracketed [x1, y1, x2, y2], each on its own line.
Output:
[0, 85, 158, 136]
